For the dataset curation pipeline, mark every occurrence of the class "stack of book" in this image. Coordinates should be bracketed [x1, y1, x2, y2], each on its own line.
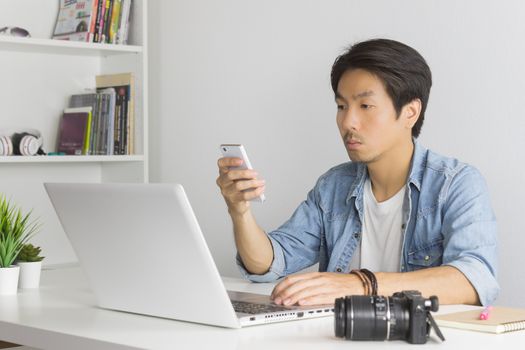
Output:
[57, 73, 135, 155]
[52, 0, 132, 44]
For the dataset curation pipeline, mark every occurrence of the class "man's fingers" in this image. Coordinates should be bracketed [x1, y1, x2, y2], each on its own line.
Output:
[297, 293, 335, 306]
[276, 279, 321, 305]
[270, 273, 313, 298]
[271, 272, 321, 300]
[237, 185, 265, 201]
[217, 158, 259, 179]
[234, 179, 266, 192]
[216, 157, 263, 214]
[274, 277, 342, 306]
[219, 180, 265, 202]
[225, 169, 259, 181]
[282, 283, 333, 306]
[217, 157, 243, 173]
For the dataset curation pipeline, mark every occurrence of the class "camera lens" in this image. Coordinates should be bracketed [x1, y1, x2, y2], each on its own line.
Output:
[334, 296, 347, 338]
[334, 295, 410, 341]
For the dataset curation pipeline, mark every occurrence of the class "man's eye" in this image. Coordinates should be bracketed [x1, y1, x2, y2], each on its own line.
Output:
[337, 105, 347, 111]
[361, 104, 373, 110]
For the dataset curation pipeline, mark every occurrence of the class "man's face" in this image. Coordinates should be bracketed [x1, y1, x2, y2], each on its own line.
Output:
[335, 68, 412, 164]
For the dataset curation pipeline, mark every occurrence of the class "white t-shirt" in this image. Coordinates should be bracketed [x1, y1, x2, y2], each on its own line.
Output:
[348, 178, 405, 272]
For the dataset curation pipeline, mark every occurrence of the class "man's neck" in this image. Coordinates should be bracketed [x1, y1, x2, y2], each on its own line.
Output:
[366, 139, 414, 202]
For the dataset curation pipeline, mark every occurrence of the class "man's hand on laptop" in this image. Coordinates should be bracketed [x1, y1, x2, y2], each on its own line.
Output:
[270, 272, 365, 306]
[216, 157, 266, 216]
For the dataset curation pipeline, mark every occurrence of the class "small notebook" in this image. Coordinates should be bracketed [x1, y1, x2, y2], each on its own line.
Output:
[435, 307, 525, 334]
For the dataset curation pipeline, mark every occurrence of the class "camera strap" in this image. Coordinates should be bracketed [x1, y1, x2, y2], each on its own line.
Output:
[427, 313, 446, 341]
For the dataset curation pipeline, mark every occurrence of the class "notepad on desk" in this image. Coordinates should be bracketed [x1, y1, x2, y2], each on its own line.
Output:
[435, 307, 525, 334]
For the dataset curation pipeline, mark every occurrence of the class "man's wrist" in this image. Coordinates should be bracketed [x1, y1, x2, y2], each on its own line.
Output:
[346, 273, 366, 295]
[229, 207, 251, 221]
[349, 269, 378, 296]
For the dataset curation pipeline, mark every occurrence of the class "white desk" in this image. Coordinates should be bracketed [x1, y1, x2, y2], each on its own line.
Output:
[0, 266, 523, 350]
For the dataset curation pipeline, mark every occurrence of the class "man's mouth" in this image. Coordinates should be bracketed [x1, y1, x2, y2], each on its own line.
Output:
[345, 137, 362, 150]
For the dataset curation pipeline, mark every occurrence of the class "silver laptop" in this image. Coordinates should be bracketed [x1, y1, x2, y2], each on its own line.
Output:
[44, 183, 333, 328]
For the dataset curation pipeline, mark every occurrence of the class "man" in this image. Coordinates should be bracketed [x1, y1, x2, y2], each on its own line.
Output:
[216, 38, 498, 307]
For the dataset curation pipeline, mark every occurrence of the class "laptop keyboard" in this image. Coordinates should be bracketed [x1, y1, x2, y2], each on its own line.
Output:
[231, 300, 291, 314]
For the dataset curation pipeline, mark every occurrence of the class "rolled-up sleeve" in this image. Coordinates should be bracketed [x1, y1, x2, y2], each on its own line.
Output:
[236, 235, 286, 283]
[441, 166, 499, 306]
[236, 181, 324, 282]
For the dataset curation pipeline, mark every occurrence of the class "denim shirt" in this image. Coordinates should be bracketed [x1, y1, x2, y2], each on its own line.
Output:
[237, 142, 499, 306]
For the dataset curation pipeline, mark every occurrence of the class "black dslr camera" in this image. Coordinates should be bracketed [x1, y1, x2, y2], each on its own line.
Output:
[334, 290, 445, 344]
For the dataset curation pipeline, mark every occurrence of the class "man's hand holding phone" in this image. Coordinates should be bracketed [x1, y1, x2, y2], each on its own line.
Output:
[216, 144, 266, 216]
[216, 144, 273, 275]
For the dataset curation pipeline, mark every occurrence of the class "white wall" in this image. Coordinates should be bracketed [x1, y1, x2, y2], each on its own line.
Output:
[148, 0, 525, 307]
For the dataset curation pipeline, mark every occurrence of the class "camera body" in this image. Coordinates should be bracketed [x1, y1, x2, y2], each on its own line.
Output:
[334, 290, 444, 344]
[399, 290, 434, 344]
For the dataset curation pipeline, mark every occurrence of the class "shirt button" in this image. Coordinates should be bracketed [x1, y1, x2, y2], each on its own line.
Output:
[424, 255, 430, 261]
[354, 232, 360, 239]
[401, 223, 406, 229]
[336, 268, 342, 272]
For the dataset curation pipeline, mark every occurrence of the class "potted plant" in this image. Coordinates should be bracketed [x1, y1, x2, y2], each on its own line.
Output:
[16, 243, 45, 289]
[0, 195, 40, 295]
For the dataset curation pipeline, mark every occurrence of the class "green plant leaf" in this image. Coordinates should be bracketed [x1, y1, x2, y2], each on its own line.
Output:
[0, 194, 41, 268]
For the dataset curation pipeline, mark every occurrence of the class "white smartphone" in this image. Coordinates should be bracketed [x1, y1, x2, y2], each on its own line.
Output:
[220, 144, 265, 203]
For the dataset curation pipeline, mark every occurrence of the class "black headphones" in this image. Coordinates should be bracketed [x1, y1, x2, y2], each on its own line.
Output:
[0, 129, 45, 156]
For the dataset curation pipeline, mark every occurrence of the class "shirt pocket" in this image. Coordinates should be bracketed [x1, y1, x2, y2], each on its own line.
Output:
[407, 239, 444, 270]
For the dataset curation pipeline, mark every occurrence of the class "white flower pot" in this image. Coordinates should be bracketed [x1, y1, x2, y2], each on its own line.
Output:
[0, 265, 20, 295]
[17, 261, 42, 289]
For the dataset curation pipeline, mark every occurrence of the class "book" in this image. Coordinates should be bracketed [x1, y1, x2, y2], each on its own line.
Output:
[53, 0, 97, 42]
[109, 0, 122, 44]
[57, 107, 92, 155]
[93, 93, 107, 154]
[117, 0, 132, 44]
[88, 0, 100, 42]
[69, 93, 100, 155]
[93, 0, 105, 42]
[96, 73, 134, 155]
[101, 0, 112, 43]
[114, 86, 126, 154]
[97, 88, 116, 155]
[435, 307, 525, 334]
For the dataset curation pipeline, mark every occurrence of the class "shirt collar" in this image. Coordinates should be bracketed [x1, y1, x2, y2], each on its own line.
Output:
[407, 139, 427, 191]
[346, 162, 367, 204]
[346, 138, 426, 204]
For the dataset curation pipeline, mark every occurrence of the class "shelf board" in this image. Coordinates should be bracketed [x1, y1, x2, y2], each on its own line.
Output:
[0, 155, 145, 163]
[0, 36, 142, 56]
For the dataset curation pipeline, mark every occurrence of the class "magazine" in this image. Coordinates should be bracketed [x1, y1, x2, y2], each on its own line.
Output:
[53, 0, 98, 42]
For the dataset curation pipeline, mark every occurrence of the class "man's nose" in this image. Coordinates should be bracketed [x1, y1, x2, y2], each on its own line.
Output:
[340, 108, 360, 131]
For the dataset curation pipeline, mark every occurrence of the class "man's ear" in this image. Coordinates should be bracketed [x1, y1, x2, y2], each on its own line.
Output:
[402, 99, 422, 130]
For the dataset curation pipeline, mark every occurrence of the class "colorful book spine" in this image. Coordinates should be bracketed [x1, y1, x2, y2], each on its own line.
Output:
[95, 0, 107, 42]
[83, 110, 92, 155]
[109, 0, 122, 44]
[101, 0, 113, 43]
[117, 0, 131, 44]
[88, 0, 99, 42]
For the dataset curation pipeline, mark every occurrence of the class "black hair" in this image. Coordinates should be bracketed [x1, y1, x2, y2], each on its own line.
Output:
[330, 38, 432, 138]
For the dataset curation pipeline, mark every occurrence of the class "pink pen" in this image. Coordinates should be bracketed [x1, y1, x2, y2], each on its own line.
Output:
[479, 306, 493, 320]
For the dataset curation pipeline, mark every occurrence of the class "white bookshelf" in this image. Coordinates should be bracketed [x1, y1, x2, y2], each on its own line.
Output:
[0, 0, 149, 266]
[0, 35, 143, 56]
[0, 155, 145, 163]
